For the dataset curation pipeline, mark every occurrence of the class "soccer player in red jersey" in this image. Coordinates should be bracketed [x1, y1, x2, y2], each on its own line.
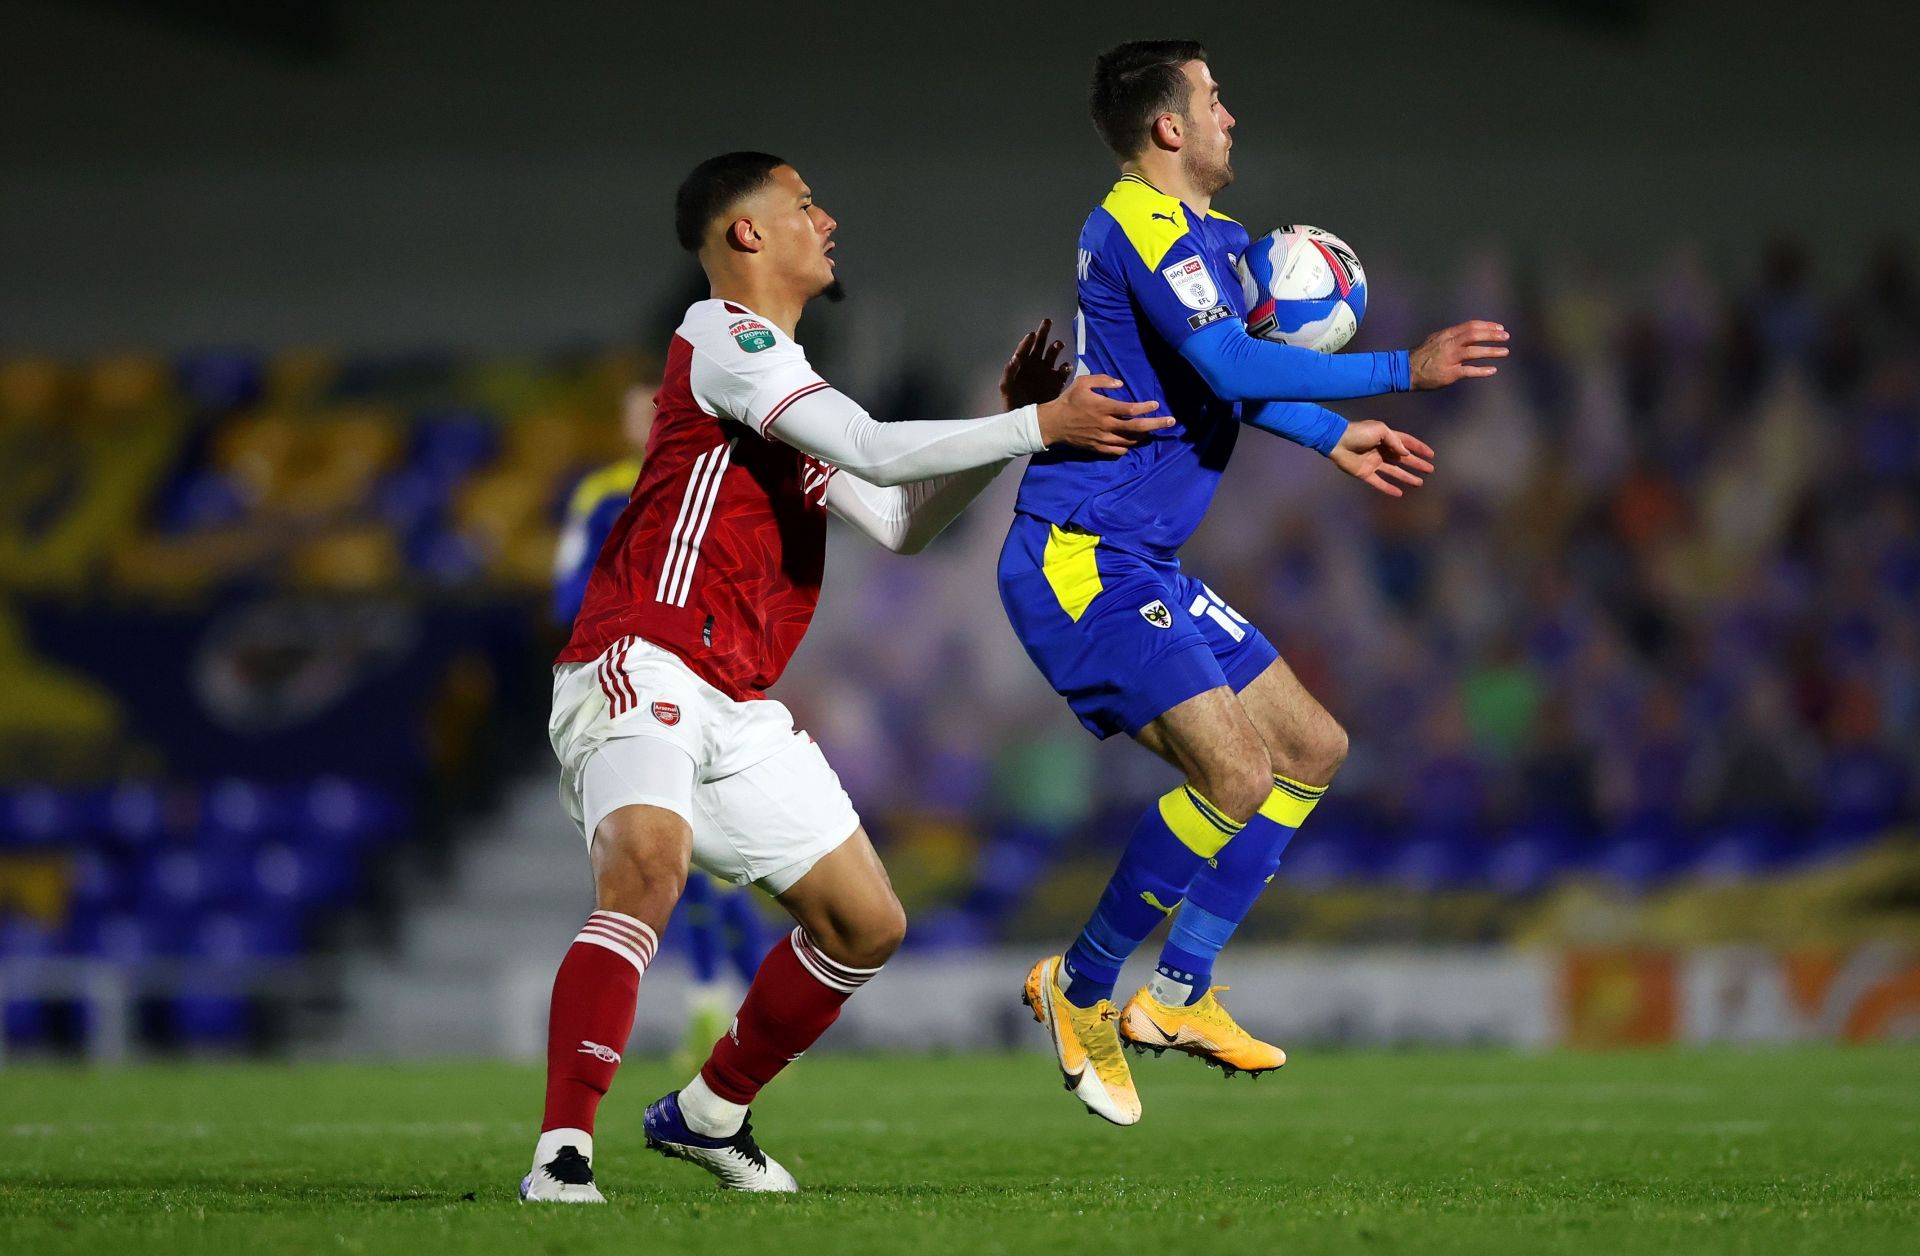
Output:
[521, 152, 1171, 1200]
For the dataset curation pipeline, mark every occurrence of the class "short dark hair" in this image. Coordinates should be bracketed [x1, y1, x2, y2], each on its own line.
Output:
[1089, 41, 1208, 160]
[674, 151, 789, 253]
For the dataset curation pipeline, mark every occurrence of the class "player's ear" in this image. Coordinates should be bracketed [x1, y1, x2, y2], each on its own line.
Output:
[724, 217, 761, 254]
[1151, 111, 1184, 152]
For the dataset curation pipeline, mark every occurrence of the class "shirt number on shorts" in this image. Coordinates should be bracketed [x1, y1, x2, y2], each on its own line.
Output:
[1188, 583, 1249, 643]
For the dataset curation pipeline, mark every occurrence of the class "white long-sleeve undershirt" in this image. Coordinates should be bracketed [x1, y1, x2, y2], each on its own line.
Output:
[823, 460, 1011, 554]
[765, 386, 1043, 487]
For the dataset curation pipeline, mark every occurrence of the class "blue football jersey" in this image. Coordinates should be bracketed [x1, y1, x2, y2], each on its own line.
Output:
[1013, 173, 1252, 559]
[552, 456, 641, 625]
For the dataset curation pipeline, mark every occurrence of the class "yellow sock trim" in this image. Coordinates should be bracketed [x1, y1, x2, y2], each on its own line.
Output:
[1259, 774, 1328, 829]
[1158, 784, 1245, 858]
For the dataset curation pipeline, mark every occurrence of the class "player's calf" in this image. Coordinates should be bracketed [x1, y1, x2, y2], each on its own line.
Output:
[654, 832, 899, 1189]
[524, 801, 691, 1205]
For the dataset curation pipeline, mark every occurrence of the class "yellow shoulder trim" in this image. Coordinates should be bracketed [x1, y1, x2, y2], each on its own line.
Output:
[1207, 208, 1241, 225]
[568, 457, 642, 518]
[1099, 176, 1190, 270]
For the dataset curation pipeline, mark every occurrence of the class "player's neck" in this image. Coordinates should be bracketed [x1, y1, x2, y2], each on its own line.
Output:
[707, 278, 805, 340]
[1123, 157, 1211, 218]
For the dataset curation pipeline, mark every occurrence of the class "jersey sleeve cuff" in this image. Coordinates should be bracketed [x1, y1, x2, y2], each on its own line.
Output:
[1311, 412, 1349, 456]
[1388, 349, 1412, 393]
[1011, 404, 1044, 454]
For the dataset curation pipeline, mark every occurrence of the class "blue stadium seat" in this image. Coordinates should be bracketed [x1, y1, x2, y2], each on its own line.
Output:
[174, 349, 264, 412]
[1, 917, 62, 1045]
[298, 777, 401, 848]
[0, 787, 80, 848]
[70, 912, 168, 962]
[1598, 813, 1693, 889]
[1383, 832, 1477, 890]
[103, 782, 173, 847]
[201, 778, 283, 843]
[65, 848, 127, 919]
[155, 471, 248, 533]
[1284, 831, 1376, 888]
[1690, 818, 1791, 881]
[410, 409, 499, 483]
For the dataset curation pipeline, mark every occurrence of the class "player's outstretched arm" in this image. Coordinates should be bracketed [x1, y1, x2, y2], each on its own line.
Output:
[1179, 317, 1411, 401]
[767, 369, 1168, 486]
[823, 320, 1128, 554]
[1242, 399, 1350, 454]
[1327, 420, 1436, 498]
[1174, 316, 1509, 402]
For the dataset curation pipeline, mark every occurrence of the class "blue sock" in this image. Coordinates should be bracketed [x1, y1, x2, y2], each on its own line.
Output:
[1153, 774, 1325, 1004]
[717, 884, 768, 983]
[1062, 784, 1246, 1007]
[679, 872, 721, 985]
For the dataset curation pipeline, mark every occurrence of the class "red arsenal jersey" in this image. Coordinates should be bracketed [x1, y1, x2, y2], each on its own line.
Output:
[557, 299, 840, 700]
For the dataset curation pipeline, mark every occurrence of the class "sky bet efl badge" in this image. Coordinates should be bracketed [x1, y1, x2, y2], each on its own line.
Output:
[730, 318, 775, 353]
[1161, 256, 1219, 311]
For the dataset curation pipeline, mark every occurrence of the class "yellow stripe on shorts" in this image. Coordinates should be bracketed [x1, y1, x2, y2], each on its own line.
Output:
[1158, 784, 1245, 859]
[1041, 524, 1103, 622]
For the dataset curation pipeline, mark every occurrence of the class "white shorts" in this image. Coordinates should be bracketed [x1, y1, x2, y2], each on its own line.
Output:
[549, 635, 860, 895]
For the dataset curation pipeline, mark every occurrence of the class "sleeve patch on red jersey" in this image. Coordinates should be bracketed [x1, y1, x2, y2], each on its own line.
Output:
[729, 318, 776, 353]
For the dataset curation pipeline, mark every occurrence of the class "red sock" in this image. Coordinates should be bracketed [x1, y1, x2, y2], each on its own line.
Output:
[699, 926, 882, 1105]
[541, 910, 658, 1133]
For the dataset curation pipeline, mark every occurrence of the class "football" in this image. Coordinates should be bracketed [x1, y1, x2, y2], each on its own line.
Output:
[1235, 224, 1368, 352]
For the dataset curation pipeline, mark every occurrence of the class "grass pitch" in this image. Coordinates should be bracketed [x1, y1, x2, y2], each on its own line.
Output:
[1, 1046, 1915, 1254]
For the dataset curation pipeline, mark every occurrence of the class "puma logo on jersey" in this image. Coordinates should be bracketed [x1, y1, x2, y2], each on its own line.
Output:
[1151, 211, 1179, 225]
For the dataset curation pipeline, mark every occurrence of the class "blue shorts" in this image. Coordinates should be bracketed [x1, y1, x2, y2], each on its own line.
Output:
[997, 512, 1279, 739]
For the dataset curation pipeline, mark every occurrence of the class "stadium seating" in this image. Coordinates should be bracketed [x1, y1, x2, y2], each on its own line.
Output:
[1, 243, 1915, 1050]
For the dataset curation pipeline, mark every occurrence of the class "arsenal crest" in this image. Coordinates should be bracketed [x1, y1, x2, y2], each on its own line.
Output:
[1139, 600, 1172, 629]
[651, 701, 681, 726]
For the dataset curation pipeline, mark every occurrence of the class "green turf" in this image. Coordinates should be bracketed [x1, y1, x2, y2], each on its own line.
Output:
[1, 1047, 1916, 1254]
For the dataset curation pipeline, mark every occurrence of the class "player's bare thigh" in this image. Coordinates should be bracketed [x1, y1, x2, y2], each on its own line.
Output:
[1133, 685, 1273, 823]
[1233, 656, 1349, 787]
[772, 827, 907, 970]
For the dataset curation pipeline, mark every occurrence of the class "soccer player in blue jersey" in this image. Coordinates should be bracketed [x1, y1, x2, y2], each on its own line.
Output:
[1007, 40, 1509, 1124]
[551, 379, 770, 1072]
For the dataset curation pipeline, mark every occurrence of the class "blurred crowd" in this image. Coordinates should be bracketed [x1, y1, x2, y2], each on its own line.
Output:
[2, 240, 1917, 981]
[787, 240, 1920, 929]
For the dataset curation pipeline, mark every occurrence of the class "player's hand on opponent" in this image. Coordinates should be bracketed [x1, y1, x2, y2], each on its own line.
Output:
[1408, 321, 1509, 389]
[1035, 375, 1172, 455]
[1000, 318, 1074, 408]
[1329, 420, 1435, 498]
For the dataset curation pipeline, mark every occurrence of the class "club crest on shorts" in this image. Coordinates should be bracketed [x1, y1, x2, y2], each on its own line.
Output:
[1139, 599, 1173, 629]
[650, 700, 681, 726]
